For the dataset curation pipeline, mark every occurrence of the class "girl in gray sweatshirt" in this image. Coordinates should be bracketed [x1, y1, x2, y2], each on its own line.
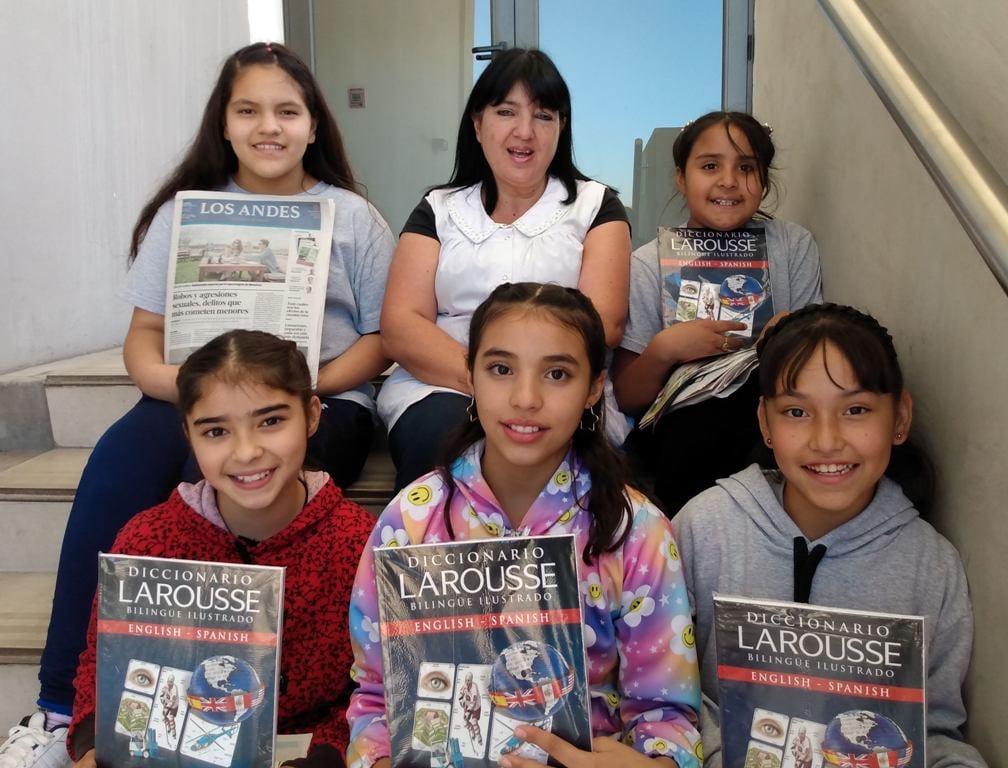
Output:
[673, 304, 986, 768]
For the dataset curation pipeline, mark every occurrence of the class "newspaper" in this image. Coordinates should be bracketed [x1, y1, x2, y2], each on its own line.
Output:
[164, 191, 335, 382]
[638, 347, 758, 429]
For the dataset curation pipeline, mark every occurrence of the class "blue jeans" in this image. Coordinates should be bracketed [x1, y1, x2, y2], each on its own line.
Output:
[387, 392, 469, 493]
[625, 375, 763, 518]
[37, 395, 373, 713]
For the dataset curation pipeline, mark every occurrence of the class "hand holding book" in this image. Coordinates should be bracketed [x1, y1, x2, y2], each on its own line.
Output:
[499, 727, 678, 768]
[653, 318, 748, 363]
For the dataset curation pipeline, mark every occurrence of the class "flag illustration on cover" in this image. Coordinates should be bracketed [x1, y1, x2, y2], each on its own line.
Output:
[374, 534, 592, 767]
[95, 554, 284, 767]
[713, 595, 924, 768]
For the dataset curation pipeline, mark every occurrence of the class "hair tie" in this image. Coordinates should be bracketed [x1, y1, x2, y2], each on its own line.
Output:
[763, 122, 774, 135]
[265, 42, 273, 54]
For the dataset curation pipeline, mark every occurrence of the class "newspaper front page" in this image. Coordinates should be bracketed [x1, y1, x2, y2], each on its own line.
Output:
[164, 191, 335, 381]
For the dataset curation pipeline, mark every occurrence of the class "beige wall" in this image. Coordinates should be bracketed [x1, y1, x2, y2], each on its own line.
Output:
[1, 1, 250, 373]
[753, 1, 1007, 762]
[312, 0, 473, 234]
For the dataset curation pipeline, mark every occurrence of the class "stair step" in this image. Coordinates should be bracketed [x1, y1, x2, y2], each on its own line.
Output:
[0, 446, 393, 508]
[1, 348, 127, 383]
[47, 385, 139, 449]
[42, 348, 137, 448]
[0, 446, 392, 572]
[0, 573, 55, 664]
[0, 347, 135, 451]
[0, 450, 83, 572]
[0, 449, 88, 501]
[0, 573, 56, 728]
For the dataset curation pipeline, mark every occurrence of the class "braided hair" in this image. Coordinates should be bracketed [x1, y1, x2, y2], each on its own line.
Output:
[755, 303, 935, 515]
[438, 283, 633, 563]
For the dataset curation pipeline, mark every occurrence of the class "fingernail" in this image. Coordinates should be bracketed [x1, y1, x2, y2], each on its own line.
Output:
[514, 725, 528, 738]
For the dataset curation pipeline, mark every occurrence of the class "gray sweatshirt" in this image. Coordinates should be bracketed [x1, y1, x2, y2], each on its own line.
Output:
[672, 463, 986, 768]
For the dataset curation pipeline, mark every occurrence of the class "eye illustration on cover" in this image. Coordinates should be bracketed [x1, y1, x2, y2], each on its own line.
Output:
[124, 659, 161, 695]
[750, 707, 789, 746]
[418, 661, 456, 700]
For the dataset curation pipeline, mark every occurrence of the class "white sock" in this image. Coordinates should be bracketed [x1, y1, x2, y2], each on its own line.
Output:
[42, 710, 71, 731]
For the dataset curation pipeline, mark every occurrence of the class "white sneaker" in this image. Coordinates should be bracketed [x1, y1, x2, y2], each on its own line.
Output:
[0, 713, 70, 768]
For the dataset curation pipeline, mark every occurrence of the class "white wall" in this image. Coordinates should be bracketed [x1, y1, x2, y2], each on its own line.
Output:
[753, 2, 1007, 762]
[1, 1, 250, 373]
[311, 0, 472, 234]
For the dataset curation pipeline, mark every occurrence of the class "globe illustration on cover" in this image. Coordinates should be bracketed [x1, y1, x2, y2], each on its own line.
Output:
[719, 274, 765, 312]
[185, 655, 266, 726]
[487, 641, 575, 722]
[821, 710, 913, 768]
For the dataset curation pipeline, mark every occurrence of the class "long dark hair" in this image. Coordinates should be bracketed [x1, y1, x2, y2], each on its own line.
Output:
[129, 42, 356, 262]
[440, 48, 589, 215]
[756, 303, 935, 515]
[177, 329, 313, 419]
[439, 282, 632, 563]
[673, 110, 778, 214]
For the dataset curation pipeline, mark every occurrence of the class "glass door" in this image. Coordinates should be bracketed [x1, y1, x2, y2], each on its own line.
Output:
[285, 0, 481, 233]
[507, 0, 727, 247]
[284, 0, 745, 242]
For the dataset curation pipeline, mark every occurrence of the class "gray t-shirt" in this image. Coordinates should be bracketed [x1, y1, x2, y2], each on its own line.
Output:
[124, 180, 396, 410]
[621, 218, 823, 354]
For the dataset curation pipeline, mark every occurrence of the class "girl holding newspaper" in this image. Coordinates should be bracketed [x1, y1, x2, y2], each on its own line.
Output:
[612, 111, 822, 515]
[7, 42, 394, 759]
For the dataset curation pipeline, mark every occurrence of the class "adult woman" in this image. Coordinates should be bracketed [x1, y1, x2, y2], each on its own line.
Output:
[378, 48, 631, 489]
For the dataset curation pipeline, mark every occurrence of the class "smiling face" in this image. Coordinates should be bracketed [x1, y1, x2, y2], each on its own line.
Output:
[676, 122, 765, 231]
[470, 308, 603, 504]
[472, 83, 563, 199]
[185, 378, 321, 536]
[758, 342, 912, 539]
[224, 63, 317, 194]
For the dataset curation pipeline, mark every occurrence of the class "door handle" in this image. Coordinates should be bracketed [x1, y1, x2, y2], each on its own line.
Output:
[471, 43, 507, 61]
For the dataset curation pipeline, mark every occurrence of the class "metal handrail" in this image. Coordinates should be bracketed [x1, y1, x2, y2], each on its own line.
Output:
[819, 0, 1008, 295]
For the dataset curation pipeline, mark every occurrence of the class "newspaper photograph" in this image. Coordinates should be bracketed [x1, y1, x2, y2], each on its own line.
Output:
[164, 191, 335, 381]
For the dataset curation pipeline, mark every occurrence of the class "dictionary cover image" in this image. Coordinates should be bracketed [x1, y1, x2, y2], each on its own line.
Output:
[95, 554, 285, 768]
[657, 226, 771, 338]
[713, 595, 925, 768]
[373, 534, 591, 767]
[636, 226, 770, 428]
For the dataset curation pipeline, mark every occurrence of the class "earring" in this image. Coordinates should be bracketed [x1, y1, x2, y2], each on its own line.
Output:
[579, 407, 599, 433]
[764, 436, 772, 447]
[466, 396, 477, 423]
[895, 431, 903, 440]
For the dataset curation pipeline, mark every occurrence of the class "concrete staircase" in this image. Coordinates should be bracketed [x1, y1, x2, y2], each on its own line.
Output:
[0, 349, 394, 729]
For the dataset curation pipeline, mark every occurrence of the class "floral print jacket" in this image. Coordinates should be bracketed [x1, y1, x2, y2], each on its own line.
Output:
[346, 443, 702, 767]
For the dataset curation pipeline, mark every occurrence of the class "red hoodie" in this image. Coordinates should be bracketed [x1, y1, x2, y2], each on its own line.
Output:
[70, 474, 373, 767]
